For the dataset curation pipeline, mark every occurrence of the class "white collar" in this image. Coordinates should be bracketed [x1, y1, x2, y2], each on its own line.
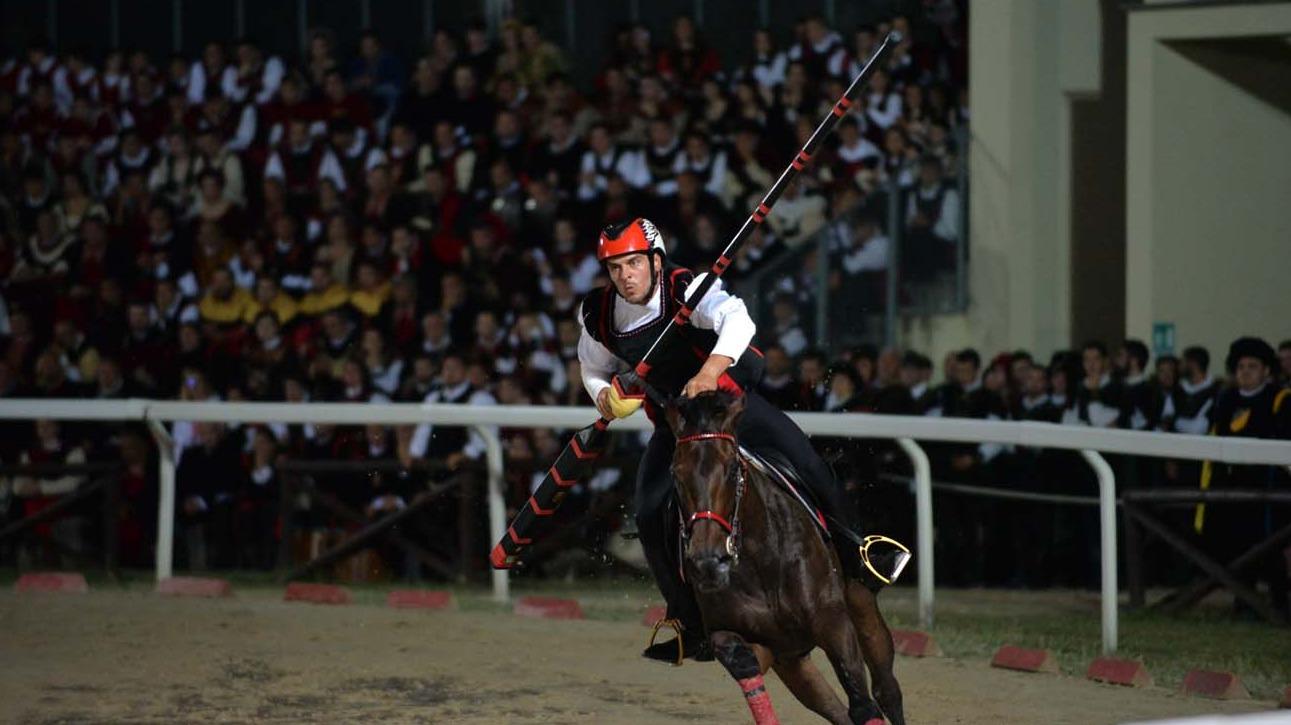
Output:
[613, 280, 664, 333]
[1182, 374, 1214, 394]
[909, 381, 928, 399]
[1123, 372, 1146, 386]
[1239, 381, 1269, 398]
[439, 380, 471, 399]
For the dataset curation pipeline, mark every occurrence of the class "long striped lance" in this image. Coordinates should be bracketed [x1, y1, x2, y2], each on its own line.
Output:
[490, 33, 898, 570]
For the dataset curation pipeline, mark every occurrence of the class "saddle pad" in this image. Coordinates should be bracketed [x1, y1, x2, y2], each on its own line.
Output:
[739, 446, 830, 536]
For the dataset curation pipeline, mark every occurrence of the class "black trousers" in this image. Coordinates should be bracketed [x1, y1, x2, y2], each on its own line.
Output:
[635, 391, 862, 630]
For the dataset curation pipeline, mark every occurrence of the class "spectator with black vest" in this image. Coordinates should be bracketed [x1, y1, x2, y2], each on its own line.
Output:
[408, 350, 496, 472]
[903, 154, 960, 282]
[1116, 338, 1158, 431]
[1073, 341, 1125, 429]
[1162, 345, 1219, 435]
[1197, 337, 1291, 619]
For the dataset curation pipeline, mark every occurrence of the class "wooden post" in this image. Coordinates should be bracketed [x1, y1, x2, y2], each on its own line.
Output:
[1122, 506, 1145, 609]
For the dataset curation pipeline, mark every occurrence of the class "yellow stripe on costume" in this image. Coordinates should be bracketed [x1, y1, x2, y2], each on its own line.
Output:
[1274, 388, 1290, 414]
[1194, 424, 1216, 534]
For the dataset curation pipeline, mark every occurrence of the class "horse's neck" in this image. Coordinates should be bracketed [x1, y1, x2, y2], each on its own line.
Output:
[739, 462, 799, 542]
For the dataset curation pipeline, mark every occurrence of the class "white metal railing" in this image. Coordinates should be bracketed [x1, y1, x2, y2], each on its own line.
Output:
[2, 398, 1289, 654]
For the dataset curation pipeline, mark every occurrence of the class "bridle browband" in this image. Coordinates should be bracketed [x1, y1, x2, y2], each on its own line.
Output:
[675, 431, 745, 558]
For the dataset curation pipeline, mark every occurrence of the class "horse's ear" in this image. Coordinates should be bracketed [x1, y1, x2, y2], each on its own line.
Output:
[722, 392, 746, 432]
[664, 396, 684, 434]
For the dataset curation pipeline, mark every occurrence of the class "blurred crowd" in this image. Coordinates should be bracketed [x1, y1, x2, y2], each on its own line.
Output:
[811, 336, 1290, 615]
[0, 7, 970, 575]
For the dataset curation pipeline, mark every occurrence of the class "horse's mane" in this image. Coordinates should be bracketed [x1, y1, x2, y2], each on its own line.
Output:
[673, 390, 740, 432]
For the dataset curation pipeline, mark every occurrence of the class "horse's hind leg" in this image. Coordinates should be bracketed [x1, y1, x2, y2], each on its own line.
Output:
[772, 655, 850, 724]
[816, 612, 884, 725]
[709, 631, 780, 725]
[846, 582, 905, 725]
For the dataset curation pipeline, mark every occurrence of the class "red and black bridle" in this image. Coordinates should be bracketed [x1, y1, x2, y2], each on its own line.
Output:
[675, 432, 746, 557]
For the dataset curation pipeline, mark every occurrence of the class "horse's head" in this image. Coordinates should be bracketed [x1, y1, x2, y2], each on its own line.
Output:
[666, 390, 747, 593]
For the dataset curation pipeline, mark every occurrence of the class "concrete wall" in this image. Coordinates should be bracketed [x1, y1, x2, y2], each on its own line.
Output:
[950, 0, 1102, 365]
[1126, 3, 1291, 360]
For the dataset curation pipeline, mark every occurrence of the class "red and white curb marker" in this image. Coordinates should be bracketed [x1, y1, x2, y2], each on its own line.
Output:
[283, 582, 352, 605]
[513, 596, 585, 620]
[15, 572, 89, 594]
[1181, 670, 1250, 700]
[156, 577, 232, 598]
[891, 630, 942, 657]
[386, 590, 454, 610]
[1085, 657, 1152, 687]
[990, 645, 1058, 673]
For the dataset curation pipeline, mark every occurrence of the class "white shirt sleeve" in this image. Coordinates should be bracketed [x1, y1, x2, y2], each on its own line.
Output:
[317, 149, 347, 192]
[703, 150, 728, 198]
[227, 105, 257, 152]
[221, 67, 243, 102]
[576, 302, 624, 401]
[576, 150, 601, 200]
[264, 151, 285, 181]
[684, 274, 756, 361]
[187, 62, 206, 106]
[842, 235, 890, 274]
[257, 57, 285, 105]
[618, 149, 649, 189]
[462, 390, 497, 459]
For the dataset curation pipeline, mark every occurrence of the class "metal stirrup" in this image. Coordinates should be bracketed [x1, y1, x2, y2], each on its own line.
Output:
[647, 618, 686, 667]
[859, 534, 912, 586]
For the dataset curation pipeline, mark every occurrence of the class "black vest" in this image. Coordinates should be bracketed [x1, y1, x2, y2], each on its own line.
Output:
[580, 263, 764, 399]
[1170, 379, 1220, 421]
[425, 383, 475, 458]
[913, 183, 949, 225]
[644, 144, 678, 185]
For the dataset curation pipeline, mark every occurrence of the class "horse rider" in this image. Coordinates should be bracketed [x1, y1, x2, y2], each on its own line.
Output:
[578, 217, 897, 663]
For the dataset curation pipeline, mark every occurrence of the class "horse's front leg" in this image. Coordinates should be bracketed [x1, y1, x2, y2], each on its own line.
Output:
[846, 581, 905, 725]
[710, 631, 779, 725]
[815, 608, 885, 725]
[772, 654, 851, 724]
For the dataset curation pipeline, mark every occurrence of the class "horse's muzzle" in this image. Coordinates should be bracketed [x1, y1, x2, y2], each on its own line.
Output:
[691, 553, 733, 592]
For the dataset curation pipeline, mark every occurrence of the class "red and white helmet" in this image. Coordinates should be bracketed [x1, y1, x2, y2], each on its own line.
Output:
[596, 217, 667, 262]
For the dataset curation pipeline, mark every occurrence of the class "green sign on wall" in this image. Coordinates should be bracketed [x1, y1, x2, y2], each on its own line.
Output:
[1152, 322, 1176, 357]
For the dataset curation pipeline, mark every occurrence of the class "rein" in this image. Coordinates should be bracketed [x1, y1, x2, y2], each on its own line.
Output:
[675, 431, 746, 559]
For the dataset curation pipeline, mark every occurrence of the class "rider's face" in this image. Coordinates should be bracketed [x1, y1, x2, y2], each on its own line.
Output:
[606, 253, 658, 305]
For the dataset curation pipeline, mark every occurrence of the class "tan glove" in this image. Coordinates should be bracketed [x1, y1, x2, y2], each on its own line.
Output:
[598, 379, 643, 419]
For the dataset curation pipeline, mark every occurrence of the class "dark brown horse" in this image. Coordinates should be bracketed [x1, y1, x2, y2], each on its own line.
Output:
[666, 391, 904, 725]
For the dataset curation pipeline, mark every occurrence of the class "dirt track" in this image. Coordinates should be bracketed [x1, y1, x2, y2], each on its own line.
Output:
[0, 588, 1274, 724]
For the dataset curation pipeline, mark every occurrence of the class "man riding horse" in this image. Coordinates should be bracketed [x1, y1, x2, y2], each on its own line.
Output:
[578, 216, 899, 663]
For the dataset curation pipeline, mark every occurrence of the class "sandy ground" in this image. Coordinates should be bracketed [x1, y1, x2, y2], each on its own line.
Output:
[0, 589, 1276, 724]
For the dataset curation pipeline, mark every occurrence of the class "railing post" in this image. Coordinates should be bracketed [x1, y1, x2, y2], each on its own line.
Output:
[897, 438, 933, 629]
[146, 419, 176, 582]
[475, 424, 510, 603]
[1081, 449, 1118, 654]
